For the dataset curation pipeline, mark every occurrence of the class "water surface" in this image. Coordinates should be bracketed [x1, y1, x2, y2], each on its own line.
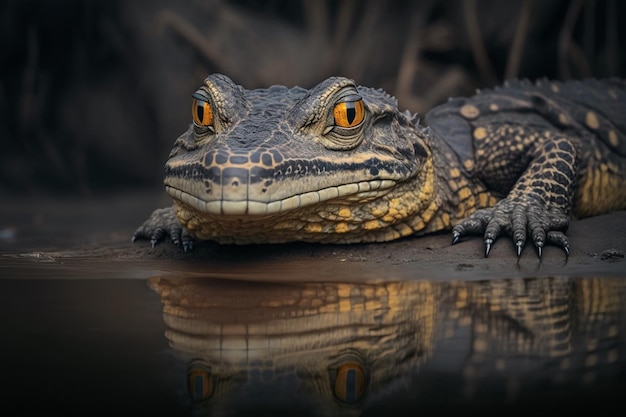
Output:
[2, 274, 624, 416]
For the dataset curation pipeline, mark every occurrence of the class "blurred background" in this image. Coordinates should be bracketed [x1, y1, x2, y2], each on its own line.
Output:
[2, 0, 625, 196]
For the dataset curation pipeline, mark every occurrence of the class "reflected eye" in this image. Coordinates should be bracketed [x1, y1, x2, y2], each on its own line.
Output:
[333, 362, 365, 404]
[192, 95, 213, 128]
[333, 99, 365, 128]
[188, 363, 214, 401]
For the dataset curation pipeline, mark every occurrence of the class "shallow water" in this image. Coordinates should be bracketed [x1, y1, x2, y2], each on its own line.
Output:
[2, 273, 625, 416]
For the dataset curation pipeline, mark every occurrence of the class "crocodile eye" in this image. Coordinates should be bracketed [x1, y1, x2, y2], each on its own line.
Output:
[187, 360, 214, 401]
[192, 95, 213, 128]
[333, 99, 364, 128]
[333, 362, 365, 404]
[187, 362, 214, 401]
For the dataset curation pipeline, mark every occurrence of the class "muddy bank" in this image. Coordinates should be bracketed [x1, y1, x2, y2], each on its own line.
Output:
[0, 191, 624, 282]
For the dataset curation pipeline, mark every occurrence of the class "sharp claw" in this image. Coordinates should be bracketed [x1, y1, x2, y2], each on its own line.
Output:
[537, 245, 542, 259]
[485, 238, 493, 257]
[131, 235, 137, 243]
[150, 238, 157, 248]
[451, 231, 460, 245]
[516, 241, 523, 257]
[563, 245, 570, 258]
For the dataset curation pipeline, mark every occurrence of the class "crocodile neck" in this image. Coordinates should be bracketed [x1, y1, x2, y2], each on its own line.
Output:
[411, 131, 498, 236]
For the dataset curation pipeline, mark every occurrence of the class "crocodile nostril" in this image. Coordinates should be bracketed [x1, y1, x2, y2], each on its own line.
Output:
[222, 167, 248, 187]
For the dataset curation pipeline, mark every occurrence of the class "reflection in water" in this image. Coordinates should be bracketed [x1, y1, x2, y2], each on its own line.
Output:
[149, 277, 626, 416]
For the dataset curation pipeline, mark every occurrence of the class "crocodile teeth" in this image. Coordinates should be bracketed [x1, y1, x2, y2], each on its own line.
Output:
[166, 178, 397, 216]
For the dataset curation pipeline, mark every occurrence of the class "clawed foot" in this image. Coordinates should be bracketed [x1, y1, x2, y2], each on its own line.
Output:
[451, 199, 570, 259]
[132, 207, 195, 252]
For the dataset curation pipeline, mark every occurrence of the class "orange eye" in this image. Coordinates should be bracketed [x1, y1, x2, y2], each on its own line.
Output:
[333, 99, 365, 128]
[188, 365, 214, 401]
[333, 362, 366, 404]
[192, 97, 213, 127]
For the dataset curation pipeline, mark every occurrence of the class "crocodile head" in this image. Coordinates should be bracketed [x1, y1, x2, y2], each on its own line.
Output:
[165, 74, 436, 244]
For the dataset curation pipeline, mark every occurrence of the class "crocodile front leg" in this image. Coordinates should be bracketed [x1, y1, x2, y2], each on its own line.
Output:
[452, 128, 578, 259]
[132, 206, 195, 252]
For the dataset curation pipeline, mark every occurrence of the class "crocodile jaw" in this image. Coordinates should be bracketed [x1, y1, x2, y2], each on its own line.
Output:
[169, 159, 437, 245]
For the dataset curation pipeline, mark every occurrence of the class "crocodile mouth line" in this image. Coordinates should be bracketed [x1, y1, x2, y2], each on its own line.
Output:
[166, 179, 397, 216]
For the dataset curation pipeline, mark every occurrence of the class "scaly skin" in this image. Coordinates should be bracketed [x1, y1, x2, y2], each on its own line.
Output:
[133, 74, 626, 257]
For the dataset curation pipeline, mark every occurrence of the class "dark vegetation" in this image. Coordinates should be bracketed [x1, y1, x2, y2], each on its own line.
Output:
[1, 0, 624, 194]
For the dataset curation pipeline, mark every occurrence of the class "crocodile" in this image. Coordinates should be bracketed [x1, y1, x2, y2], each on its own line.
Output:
[133, 74, 626, 257]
